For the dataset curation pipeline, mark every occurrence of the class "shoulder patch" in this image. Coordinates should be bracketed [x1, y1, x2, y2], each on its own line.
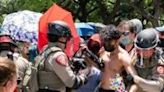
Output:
[55, 55, 68, 66]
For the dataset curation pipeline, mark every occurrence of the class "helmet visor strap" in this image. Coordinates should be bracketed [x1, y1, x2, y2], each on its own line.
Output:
[58, 40, 67, 44]
[140, 52, 144, 67]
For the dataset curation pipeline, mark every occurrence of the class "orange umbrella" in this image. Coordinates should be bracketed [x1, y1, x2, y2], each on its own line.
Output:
[38, 4, 80, 58]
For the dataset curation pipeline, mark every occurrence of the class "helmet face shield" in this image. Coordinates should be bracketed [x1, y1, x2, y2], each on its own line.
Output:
[0, 35, 17, 50]
[134, 28, 159, 68]
[0, 43, 14, 52]
[48, 21, 71, 38]
[136, 48, 154, 58]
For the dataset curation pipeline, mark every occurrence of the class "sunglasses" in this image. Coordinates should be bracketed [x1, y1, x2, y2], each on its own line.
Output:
[122, 31, 130, 36]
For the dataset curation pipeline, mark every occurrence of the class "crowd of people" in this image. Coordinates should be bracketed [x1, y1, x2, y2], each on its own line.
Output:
[0, 18, 163, 92]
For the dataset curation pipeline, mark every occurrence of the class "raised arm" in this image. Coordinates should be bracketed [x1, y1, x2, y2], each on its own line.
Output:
[121, 50, 137, 77]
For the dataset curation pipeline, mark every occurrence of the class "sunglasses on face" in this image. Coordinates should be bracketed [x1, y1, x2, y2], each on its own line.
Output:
[122, 31, 130, 36]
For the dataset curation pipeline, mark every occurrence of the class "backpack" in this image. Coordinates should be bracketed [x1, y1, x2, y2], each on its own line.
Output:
[22, 46, 62, 92]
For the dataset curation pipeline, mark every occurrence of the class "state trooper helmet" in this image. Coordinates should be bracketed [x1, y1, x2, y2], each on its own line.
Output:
[48, 20, 71, 37]
[0, 29, 16, 47]
[134, 28, 159, 49]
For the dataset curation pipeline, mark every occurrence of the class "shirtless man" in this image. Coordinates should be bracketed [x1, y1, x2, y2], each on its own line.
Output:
[99, 25, 137, 92]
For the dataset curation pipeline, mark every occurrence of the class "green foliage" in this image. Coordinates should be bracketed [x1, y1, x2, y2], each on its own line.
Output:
[0, 0, 164, 27]
[0, 0, 58, 24]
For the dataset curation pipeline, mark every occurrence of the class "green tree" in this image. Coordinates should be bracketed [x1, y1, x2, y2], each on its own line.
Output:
[0, 0, 164, 27]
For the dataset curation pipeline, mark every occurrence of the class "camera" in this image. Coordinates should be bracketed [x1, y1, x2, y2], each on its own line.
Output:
[82, 48, 104, 69]
[71, 57, 87, 73]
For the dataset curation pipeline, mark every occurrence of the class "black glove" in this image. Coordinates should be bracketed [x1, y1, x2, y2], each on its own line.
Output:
[82, 48, 104, 69]
[71, 57, 87, 73]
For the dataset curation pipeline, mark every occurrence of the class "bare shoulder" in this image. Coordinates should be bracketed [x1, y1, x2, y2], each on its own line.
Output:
[100, 51, 110, 62]
[118, 46, 131, 65]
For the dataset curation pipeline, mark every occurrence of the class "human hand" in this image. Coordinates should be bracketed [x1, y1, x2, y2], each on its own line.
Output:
[78, 67, 91, 77]
[133, 75, 143, 84]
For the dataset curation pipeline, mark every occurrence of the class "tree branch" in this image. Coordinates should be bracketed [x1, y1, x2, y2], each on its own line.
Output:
[87, 6, 98, 15]
[127, 1, 159, 26]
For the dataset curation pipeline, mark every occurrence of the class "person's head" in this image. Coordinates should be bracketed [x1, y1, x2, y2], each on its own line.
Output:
[47, 20, 72, 49]
[135, 28, 159, 58]
[0, 57, 17, 92]
[16, 41, 30, 60]
[87, 34, 102, 55]
[118, 19, 143, 46]
[155, 26, 164, 47]
[128, 19, 143, 34]
[0, 32, 17, 53]
[100, 25, 121, 52]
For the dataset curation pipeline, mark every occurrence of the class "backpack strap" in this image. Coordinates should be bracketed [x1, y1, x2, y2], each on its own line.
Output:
[22, 46, 62, 88]
[35, 46, 62, 68]
[37, 46, 62, 70]
[22, 63, 35, 87]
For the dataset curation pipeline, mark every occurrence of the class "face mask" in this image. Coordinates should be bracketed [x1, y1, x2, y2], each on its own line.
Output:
[120, 36, 133, 46]
[88, 40, 101, 55]
[89, 44, 100, 55]
[104, 43, 115, 52]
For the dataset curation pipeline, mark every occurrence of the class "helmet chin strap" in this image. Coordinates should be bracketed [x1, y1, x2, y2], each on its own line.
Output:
[58, 40, 66, 44]
[140, 52, 144, 67]
[58, 40, 67, 50]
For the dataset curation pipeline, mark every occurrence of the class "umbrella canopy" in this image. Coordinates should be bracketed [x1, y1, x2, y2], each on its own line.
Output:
[1, 10, 42, 44]
[75, 23, 95, 37]
[155, 26, 164, 32]
[38, 4, 80, 58]
[87, 22, 106, 32]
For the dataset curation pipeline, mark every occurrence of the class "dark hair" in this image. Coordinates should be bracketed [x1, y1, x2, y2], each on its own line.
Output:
[0, 57, 16, 86]
[100, 24, 121, 42]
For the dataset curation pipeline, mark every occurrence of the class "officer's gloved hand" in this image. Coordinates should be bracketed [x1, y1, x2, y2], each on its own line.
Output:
[7, 52, 13, 60]
[71, 57, 87, 73]
[78, 67, 91, 77]
[78, 67, 90, 85]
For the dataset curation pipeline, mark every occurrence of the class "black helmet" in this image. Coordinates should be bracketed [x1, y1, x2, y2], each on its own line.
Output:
[134, 28, 159, 49]
[48, 20, 71, 37]
[0, 29, 17, 47]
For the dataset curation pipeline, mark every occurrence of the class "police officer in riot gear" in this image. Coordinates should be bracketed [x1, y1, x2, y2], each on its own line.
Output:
[0, 28, 30, 92]
[134, 28, 159, 68]
[0, 31, 16, 57]
[38, 20, 89, 92]
[131, 28, 164, 92]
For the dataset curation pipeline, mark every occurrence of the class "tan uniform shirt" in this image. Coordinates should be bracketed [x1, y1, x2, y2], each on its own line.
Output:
[38, 44, 87, 92]
[130, 48, 164, 92]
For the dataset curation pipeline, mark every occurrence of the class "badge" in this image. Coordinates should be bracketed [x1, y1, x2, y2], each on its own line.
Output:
[157, 65, 164, 74]
[55, 55, 68, 66]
